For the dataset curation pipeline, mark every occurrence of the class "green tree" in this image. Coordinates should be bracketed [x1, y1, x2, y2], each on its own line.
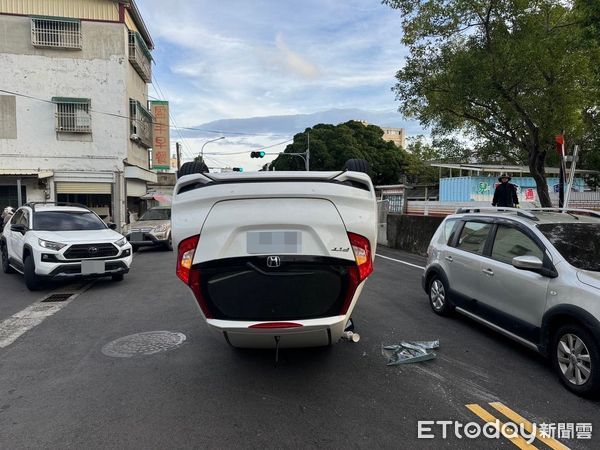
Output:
[384, 0, 600, 206]
[271, 121, 408, 185]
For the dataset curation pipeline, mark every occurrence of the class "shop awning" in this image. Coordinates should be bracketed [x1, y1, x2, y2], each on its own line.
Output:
[0, 169, 53, 178]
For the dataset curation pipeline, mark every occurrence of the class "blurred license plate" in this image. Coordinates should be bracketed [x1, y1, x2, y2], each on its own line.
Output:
[81, 260, 105, 275]
[131, 232, 144, 242]
[247, 231, 302, 254]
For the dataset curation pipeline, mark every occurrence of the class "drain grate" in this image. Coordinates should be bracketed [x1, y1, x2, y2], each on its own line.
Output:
[102, 331, 187, 358]
[41, 293, 74, 303]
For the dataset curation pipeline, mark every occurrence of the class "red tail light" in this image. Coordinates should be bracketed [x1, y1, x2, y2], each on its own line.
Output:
[348, 232, 373, 281]
[176, 235, 199, 284]
[249, 322, 303, 329]
[340, 232, 373, 314]
[176, 235, 213, 318]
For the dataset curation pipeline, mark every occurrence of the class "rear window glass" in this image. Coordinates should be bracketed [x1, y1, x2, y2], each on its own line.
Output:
[538, 223, 600, 272]
[440, 218, 459, 244]
[34, 211, 107, 231]
[456, 222, 492, 255]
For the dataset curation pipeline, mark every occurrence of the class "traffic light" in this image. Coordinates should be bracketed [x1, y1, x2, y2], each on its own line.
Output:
[232, 167, 244, 172]
[250, 151, 265, 158]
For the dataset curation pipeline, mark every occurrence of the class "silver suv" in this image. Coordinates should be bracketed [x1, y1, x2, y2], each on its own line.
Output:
[423, 208, 600, 398]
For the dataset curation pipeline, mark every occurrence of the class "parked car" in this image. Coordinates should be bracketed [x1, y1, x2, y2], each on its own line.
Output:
[171, 162, 377, 349]
[1, 202, 133, 290]
[423, 207, 600, 397]
[122, 206, 172, 251]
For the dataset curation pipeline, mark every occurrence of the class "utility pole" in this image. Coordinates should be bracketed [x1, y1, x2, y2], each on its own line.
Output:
[175, 142, 181, 170]
[306, 131, 310, 171]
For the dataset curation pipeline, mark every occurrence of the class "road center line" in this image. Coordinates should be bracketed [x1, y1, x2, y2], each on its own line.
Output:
[0, 281, 94, 348]
[375, 253, 425, 270]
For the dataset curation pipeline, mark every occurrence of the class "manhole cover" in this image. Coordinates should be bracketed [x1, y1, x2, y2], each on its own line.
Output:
[41, 293, 74, 303]
[101, 331, 186, 358]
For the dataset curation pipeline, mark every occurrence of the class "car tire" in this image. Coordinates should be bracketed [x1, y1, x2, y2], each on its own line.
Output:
[428, 275, 454, 316]
[112, 274, 124, 282]
[24, 255, 43, 291]
[131, 244, 139, 253]
[343, 158, 370, 174]
[178, 161, 209, 179]
[164, 235, 173, 251]
[551, 323, 600, 398]
[1, 242, 15, 274]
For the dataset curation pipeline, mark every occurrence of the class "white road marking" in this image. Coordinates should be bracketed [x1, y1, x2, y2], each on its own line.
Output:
[0, 282, 94, 348]
[375, 253, 425, 270]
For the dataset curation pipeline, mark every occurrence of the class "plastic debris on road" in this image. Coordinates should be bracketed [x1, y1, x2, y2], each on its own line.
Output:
[382, 340, 439, 365]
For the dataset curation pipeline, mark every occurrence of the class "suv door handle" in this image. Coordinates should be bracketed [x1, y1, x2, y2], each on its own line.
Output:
[482, 268, 494, 276]
[445, 256, 453, 262]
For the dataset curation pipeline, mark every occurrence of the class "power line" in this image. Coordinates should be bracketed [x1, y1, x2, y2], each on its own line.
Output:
[0, 88, 293, 139]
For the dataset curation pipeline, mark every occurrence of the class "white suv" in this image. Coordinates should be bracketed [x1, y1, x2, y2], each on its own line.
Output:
[1, 203, 133, 290]
[171, 168, 377, 350]
[424, 207, 600, 398]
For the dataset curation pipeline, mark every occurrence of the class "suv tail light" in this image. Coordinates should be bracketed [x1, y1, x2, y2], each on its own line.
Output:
[176, 235, 212, 318]
[340, 232, 373, 314]
[348, 232, 373, 281]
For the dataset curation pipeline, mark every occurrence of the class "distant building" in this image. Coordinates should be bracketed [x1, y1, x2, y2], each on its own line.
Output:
[0, 0, 157, 227]
[355, 120, 406, 149]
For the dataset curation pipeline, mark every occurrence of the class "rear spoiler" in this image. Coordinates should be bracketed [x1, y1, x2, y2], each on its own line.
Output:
[175, 171, 372, 195]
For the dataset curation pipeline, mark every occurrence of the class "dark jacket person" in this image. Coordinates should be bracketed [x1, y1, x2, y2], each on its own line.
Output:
[492, 174, 519, 207]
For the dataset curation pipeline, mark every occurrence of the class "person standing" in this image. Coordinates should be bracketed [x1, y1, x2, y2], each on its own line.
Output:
[492, 174, 519, 207]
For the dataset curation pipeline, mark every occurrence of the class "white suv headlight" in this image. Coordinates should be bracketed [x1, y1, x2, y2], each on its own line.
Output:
[115, 237, 128, 247]
[38, 239, 66, 251]
[153, 224, 169, 233]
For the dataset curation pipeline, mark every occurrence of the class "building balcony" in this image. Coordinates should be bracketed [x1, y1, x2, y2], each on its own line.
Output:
[129, 100, 153, 149]
[128, 30, 152, 82]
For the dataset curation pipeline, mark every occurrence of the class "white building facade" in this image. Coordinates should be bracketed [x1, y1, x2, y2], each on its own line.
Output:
[0, 0, 156, 227]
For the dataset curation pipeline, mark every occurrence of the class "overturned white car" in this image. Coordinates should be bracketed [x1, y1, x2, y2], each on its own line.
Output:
[171, 166, 377, 349]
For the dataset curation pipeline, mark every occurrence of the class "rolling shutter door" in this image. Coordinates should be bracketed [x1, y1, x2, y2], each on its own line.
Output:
[55, 182, 111, 195]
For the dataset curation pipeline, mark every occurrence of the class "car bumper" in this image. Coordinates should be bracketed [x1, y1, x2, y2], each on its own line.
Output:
[126, 232, 169, 247]
[207, 315, 348, 348]
[35, 251, 133, 279]
[42, 261, 130, 280]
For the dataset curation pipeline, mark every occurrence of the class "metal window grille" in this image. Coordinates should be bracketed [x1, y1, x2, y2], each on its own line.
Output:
[55, 100, 91, 133]
[129, 99, 153, 148]
[128, 31, 152, 82]
[383, 194, 404, 213]
[31, 18, 81, 49]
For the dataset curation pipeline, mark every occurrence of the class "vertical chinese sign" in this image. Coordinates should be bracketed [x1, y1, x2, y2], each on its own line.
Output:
[150, 101, 170, 170]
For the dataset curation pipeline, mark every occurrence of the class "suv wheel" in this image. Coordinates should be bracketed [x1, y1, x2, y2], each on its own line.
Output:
[428, 275, 454, 316]
[164, 235, 173, 251]
[1, 242, 15, 274]
[112, 274, 124, 282]
[552, 324, 600, 398]
[24, 255, 43, 291]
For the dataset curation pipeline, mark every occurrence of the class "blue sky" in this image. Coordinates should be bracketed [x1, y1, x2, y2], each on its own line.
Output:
[136, 0, 412, 169]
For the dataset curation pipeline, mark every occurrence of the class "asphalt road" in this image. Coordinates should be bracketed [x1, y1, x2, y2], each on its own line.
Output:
[0, 246, 598, 449]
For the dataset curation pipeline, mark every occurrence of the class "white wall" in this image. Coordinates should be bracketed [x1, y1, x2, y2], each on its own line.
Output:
[0, 17, 130, 173]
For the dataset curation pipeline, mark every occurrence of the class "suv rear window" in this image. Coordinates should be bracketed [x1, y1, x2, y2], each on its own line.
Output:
[456, 222, 492, 255]
[538, 223, 600, 271]
[34, 211, 107, 231]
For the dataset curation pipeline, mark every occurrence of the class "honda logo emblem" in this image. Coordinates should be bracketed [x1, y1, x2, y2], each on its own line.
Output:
[267, 256, 281, 268]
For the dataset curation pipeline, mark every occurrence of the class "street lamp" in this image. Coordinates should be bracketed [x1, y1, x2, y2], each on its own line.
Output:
[200, 136, 225, 162]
